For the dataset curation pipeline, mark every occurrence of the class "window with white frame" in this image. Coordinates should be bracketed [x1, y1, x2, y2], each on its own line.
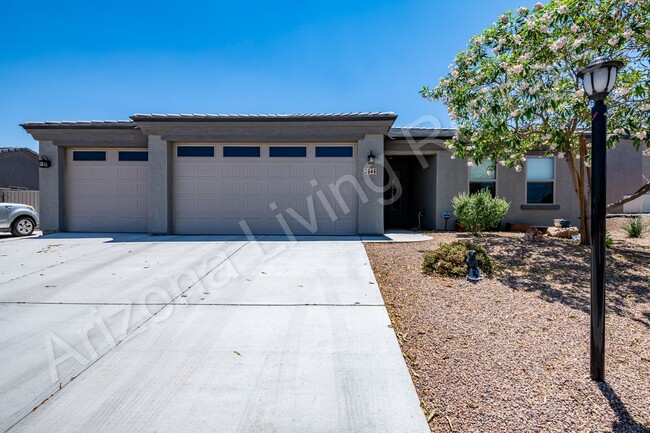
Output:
[469, 161, 496, 197]
[526, 157, 555, 204]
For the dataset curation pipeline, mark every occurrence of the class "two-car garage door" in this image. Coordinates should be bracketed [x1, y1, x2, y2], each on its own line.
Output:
[173, 144, 358, 235]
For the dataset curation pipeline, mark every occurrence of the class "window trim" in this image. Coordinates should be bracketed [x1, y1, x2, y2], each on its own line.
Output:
[525, 156, 556, 205]
[467, 160, 497, 197]
[176, 145, 215, 158]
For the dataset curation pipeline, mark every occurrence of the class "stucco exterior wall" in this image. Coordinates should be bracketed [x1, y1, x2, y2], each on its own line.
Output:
[498, 157, 580, 227]
[606, 140, 647, 213]
[433, 152, 581, 229]
[38, 141, 66, 233]
[357, 134, 384, 235]
[434, 152, 468, 230]
[148, 135, 172, 234]
[0, 151, 39, 190]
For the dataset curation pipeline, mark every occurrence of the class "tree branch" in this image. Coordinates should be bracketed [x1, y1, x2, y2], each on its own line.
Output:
[606, 181, 650, 211]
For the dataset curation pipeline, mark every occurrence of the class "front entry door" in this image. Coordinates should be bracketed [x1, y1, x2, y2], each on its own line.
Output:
[384, 159, 410, 229]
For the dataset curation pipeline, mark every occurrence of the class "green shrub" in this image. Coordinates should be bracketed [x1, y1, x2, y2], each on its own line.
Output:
[422, 240, 496, 278]
[623, 217, 644, 238]
[605, 231, 614, 249]
[452, 189, 510, 235]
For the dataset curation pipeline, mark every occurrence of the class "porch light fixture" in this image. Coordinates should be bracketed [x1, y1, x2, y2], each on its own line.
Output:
[367, 151, 375, 165]
[577, 56, 623, 383]
[38, 155, 51, 168]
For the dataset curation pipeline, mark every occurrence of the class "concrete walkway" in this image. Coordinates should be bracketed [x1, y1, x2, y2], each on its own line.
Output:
[0, 234, 429, 432]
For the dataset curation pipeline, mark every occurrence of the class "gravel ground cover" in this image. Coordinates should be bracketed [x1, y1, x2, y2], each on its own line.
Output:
[365, 218, 649, 433]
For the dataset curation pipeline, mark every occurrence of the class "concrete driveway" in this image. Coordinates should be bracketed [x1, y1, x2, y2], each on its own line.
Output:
[0, 233, 429, 432]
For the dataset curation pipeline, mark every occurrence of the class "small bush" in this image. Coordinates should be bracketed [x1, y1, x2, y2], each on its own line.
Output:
[452, 189, 510, 235]
[605, 231, 614, 249]
[624, 217, 644, 238]
[422, 241, 496, 278]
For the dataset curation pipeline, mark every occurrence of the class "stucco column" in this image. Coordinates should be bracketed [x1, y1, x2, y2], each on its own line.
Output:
[148, 135, 172, 234]
[38, 140, 65, 233]
[435, 152, 468, 230]
[357, 134, 384, 235]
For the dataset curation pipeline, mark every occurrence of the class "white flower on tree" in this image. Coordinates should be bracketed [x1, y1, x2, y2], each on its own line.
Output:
[550, 37, 569, 52]
[617, 87, 631, 97]
[420, 0, 649, 245]
[572, 38, 584, 48]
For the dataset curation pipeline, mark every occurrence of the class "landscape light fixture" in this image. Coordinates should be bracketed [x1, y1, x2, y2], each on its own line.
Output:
[38, 155, 51, 168]
[577, 56, 623, 382]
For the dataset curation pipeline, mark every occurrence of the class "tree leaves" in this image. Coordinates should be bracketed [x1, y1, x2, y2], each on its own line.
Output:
[422, 0, 650, 166]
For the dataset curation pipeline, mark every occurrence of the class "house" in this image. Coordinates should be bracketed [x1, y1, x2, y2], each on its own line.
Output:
[0, 147, 39, 190]
[21, 113, 648, 235]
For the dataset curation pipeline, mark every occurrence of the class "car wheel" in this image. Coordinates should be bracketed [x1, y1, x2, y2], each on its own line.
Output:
[11, 217, 35, 237]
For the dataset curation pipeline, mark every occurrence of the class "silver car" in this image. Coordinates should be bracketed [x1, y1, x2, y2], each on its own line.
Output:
[0, 203, 39, 236]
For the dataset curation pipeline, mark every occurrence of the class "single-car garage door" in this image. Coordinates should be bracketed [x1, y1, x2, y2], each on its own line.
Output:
[66, 148, 148, 232]
[173, 144, 358, 235]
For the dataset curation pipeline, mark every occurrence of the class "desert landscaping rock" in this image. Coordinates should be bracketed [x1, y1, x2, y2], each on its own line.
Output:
[365, 220, 649, 433]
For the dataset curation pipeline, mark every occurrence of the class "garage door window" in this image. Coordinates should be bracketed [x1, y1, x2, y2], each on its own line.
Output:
[177, 146, 215, 157]
[269, 146, 307, 157]
[73, 151, 106, 161]
[223, 146, 261, 157]
[315, 146, 353, 157]
[119, 151, 148, 161]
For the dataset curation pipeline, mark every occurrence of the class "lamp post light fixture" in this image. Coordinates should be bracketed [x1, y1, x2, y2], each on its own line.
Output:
[38, 155, 51, 168]
[577, 56, 623, 382]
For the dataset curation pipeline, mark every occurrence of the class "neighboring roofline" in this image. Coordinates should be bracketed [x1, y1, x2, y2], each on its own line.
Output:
[0, 147, 39, 158]
[130, 112, 398, 122]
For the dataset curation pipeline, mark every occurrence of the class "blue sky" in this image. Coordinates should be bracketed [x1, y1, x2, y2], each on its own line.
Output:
[1, 0, 528, 150]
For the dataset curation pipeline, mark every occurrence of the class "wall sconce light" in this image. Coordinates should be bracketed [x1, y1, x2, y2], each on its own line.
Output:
[367, 151, 375, 165]
[38, 156, 51, 168]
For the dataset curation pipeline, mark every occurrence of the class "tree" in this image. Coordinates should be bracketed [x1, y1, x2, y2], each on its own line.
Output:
[421, 0, 649, 244]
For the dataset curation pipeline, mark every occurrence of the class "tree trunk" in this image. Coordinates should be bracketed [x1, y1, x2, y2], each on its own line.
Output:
[566, 147, 590, 245]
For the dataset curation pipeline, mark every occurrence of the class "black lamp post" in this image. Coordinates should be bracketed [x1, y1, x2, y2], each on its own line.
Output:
[577, 56, 623, 382]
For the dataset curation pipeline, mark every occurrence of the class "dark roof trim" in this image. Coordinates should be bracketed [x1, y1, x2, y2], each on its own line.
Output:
[389, 127, 457, 139]
[130, 112, 398, 122]
[20, 120, 138, 130]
